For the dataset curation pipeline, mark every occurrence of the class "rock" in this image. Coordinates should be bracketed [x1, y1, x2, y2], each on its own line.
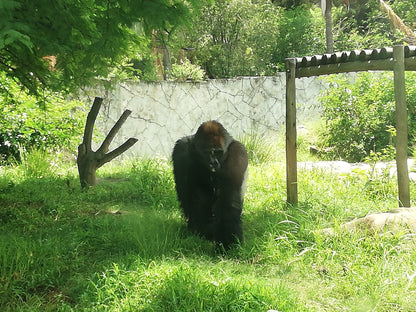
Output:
[323, 207, 416, 235]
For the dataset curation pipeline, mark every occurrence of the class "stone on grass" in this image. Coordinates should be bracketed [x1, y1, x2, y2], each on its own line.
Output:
[323, 207, 416, 235]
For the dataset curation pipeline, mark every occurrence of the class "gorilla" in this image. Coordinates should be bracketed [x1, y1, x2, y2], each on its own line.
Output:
[172, 120, 248, 249]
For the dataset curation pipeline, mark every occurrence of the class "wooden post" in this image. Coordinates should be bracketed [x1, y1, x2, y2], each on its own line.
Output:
[393, 45, 411, 207]
[285, 58, 298, 205]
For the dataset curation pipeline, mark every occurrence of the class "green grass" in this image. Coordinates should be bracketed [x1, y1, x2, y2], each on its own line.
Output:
[1, 146, 416, 311]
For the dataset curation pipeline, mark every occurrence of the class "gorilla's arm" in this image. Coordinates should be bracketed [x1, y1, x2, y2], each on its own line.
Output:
[172, 136, 193, 219]
[215, 140, 248, 247]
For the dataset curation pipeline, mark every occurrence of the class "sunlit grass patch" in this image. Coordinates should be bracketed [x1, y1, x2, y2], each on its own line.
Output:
[1, 140, 416, 311]
[83, 260, 300, 312]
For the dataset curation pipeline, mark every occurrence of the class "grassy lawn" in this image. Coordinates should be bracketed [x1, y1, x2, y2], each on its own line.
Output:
[1, 145, 416, 311]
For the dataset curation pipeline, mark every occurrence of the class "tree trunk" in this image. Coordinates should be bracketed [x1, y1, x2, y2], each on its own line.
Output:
[325, 0, 334, 53]
[77, 97, 138, 188]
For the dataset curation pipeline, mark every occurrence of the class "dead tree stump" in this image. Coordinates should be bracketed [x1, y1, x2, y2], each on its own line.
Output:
[77, 97, 138, 188]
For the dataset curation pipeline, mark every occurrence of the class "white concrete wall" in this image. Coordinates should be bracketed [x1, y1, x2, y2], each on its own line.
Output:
[84, 74, 327, 157]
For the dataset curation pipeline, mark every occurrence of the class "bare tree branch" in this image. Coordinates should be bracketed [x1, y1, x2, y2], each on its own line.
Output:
[97, 138, 139, 168]
[83, 97, 103, 149]
[97, 109, 132, 154]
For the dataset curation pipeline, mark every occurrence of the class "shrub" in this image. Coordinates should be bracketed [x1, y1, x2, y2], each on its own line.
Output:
[0, 73, 86, 163]
[318, 72, 416, 162]
[169, 58, 205, 82]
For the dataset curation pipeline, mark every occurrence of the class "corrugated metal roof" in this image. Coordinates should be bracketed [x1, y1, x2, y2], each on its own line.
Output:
[293, 46, 416, 69]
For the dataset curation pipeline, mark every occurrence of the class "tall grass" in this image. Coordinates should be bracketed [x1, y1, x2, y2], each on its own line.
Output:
[1, 144, 416, 311]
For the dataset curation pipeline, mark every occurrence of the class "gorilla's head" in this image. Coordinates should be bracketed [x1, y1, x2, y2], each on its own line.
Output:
[194, 120, 232, 173]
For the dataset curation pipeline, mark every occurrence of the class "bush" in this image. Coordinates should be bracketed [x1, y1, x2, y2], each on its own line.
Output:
[169, 58, 205, 82]
[0, 73, 86, 162]
[318, 72, 416, 162]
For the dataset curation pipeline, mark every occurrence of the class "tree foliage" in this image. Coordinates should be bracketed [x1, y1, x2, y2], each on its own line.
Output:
[331, 0, 416, 51]
[173, 0, 325, 78]
[165, 0, 416, 79]
[0, 0, 199, 95]
[2, 0, 415, 87]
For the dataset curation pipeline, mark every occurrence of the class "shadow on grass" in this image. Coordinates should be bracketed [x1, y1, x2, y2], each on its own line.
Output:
[0, 175, 216, 310]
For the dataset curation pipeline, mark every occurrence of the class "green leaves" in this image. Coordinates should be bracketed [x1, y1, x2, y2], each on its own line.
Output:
[318, 72, 416, 162]
[0, 0, 197, 96]
[0, 73, 86, 162]
[178, 0, 326, 78]
[0, 29, 33, 51]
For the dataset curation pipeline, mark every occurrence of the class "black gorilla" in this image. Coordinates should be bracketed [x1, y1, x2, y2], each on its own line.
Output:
[172, 120, 248, 248]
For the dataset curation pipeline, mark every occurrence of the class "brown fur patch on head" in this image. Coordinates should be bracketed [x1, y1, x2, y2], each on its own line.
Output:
[195, 120, 226, 149]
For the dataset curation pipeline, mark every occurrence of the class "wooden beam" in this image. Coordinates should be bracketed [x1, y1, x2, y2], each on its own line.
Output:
[393, 45, 411, 207]
[285, 58, 298, 205]
[296, 59, 395, 78]
[405, 56, 416, 71]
